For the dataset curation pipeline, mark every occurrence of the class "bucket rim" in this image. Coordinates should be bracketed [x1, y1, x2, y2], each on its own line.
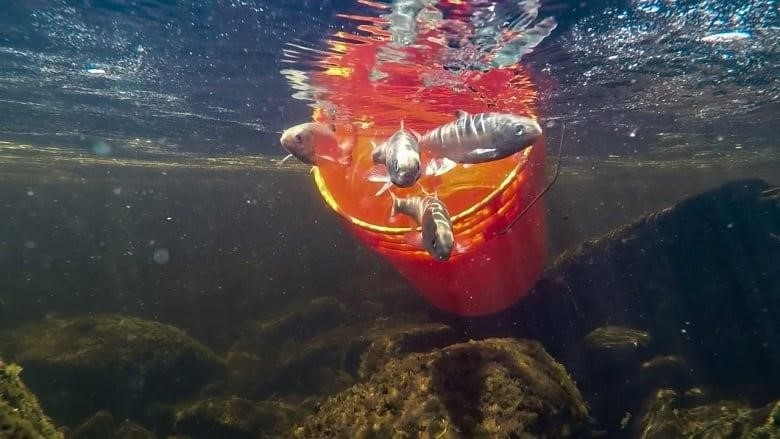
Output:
[312, 145, 534, 235]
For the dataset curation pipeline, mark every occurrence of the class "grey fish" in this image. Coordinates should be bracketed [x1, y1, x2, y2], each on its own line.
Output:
[390, 192, 472, 261]
[419, 110, 543, 164]
[367, 122, 424, 195]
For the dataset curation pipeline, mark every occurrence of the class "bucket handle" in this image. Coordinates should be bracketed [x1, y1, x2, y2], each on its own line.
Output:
[497, 122, 565, 235]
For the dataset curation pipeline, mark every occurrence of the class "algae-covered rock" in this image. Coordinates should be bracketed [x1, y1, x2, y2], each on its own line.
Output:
[582, 326, 653, 379]
[0, 314, 226, 425]
[638, 388, 780, 438]
[67, 411, 114, 439]
[68, 411, 155, 439]
[0, 361, 63, 438]
[227, 317, 460, 399]
[294, 338, 588, 438]
[639, 355, 692, 391]
[583, 326, 652, 356]
[258, 296, 347, 345]
[173, 397, 306, 439]
[225, 296, 348, 397]
[113, 420, 155, 439]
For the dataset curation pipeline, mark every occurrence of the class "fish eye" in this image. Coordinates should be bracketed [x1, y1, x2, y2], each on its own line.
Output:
[515, 126, 524, 135]
[294, 134, 302, 143]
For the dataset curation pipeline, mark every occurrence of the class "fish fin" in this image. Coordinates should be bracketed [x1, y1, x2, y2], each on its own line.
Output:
[374, 181, 393, 197]
[453, 238, 478, 255]
[277, 154, 294, 166]
[366, 164, 391, 183]
[410, 128, 422, 141]
[424, 157, 457, 176]
[403, 231, 423, 248]
[415, 183, 438, 199]
[309, 166, 315, 174]
[455, 110, 469, 119]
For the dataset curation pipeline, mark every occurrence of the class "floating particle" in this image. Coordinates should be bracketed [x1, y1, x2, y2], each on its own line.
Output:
[153, 248, 170, 265]
[91, 140, 111, 156]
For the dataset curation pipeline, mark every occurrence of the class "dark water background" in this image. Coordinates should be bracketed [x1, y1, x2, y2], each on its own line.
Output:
[0, 0, 778, 437]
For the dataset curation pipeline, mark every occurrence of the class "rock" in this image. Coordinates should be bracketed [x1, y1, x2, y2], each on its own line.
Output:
[227, 318, 460, 399]
[637, 389, 780, 438]
[68, 411, 115, 439]
[581, 326, 653, 380]
[173, 397, 306, 439]
[114, 420, 155, 439]
[225, 297, 348, 398]
[294, 338, 589, 438]
[584, 326, 652, 355]
[638, 355, 693, 392]
[258, 297, 347, 345]
[637, 389, 684, 439]
[461, 179, 780, 401]
[69, 412, 154, 439]
[0, 361, 62, 438]
[0, 314, 226, 425]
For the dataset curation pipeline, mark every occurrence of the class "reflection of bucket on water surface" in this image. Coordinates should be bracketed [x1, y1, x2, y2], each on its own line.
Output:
[293, 10, 550, 316]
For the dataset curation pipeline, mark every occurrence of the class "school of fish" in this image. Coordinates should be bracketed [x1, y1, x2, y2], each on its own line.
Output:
[279, 109, 543, 261]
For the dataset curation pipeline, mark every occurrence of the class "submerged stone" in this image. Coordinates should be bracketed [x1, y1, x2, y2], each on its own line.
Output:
[227, 316, 459, 399]
[173, 397, 306, 439]
[584, 326, 652, 354]
[582, 326, 653, 377]
[69, 411, 154, 439]
[638, 389, 780, 438]
[67, 411, 114, 439]
[639, 355, 692, 391]
[0, 314, 226, 425]
[294, 338, 588, 438]
[0, 361, 62, 438]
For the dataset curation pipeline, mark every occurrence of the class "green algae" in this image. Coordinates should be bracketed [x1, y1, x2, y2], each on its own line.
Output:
[0, 362, 62, 439]
[294, 338, 588, 439]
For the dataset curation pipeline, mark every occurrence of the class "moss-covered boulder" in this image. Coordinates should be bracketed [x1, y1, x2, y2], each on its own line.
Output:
[0, 315, 226, 426]
[67, 410, 154, 439]
[581, 326, 653, 380]
[294, 338, 588, 438]
[227, 316, 460, 399]
[173, 397, 306, 439]
[637, 388, 780, 438]
[0, 361, 62, 438]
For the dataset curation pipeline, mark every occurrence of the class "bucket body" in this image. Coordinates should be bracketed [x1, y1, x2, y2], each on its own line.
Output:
[295, 10, 549, 316]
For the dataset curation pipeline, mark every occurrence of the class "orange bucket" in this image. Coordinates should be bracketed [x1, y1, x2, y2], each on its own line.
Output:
[292, 7, 548, 316]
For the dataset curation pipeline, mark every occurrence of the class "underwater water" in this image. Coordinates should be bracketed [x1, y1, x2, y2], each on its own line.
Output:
[0, 0, 778, 438]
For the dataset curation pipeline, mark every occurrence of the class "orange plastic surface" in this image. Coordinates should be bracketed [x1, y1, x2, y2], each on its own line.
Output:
[304, 5, 548, 315]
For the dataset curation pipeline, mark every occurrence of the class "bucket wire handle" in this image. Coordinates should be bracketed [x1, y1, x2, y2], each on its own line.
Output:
[497, 122, 565, 235]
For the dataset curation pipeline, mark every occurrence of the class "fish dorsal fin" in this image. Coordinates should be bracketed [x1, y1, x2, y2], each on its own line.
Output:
[455, 110, 469, 119]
